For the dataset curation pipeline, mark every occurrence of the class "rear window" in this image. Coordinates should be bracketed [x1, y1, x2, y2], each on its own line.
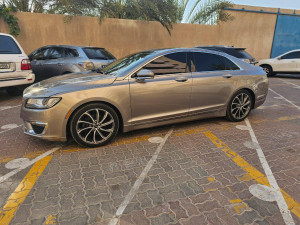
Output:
[0, 35, 21, 54]
[82, 48, 115, 60]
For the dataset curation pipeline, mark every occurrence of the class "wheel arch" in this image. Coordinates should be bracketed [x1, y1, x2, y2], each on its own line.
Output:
[259, 64, 273, 70]
[66, 100, 124, 140]
[234, 88, 256, 109]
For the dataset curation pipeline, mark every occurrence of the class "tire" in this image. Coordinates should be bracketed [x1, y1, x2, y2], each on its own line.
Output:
[70, 103, 119, 147]
[6, 87, 23, 96]
[226, 90, 253, 122]
[261, 65, 274, 77]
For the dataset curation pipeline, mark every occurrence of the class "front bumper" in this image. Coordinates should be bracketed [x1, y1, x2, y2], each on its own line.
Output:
[20, 102, 69, 142]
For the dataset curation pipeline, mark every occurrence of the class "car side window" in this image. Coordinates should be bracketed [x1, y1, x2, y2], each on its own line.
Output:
[31, 48, 51, 60]
[48, 47, 64, 59]
[64, 48, 79, 58]
[281, 51, 300, 59]
[218, 55, 240, 70]
[143, 52, 188, 75]
[192, 52, 225, 72]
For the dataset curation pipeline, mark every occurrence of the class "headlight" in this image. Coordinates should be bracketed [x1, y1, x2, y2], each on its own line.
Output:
[25, 97, 61, 109]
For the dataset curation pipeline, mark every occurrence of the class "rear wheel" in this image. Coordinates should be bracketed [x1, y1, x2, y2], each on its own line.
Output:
[261, 65, 274, 77]
[226, 90, 253, 122]
[70, 103, 119, 147]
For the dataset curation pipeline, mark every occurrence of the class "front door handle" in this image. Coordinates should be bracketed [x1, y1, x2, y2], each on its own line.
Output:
[57, 63, 63, 66]
[223, 74, 232, 79]
[175, 77, 188, 82]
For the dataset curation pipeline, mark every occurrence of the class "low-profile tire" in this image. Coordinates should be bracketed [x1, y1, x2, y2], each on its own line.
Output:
[226, 90, 253, 122]
[261, 65, 274, 77]
[70, 103, 119, 147]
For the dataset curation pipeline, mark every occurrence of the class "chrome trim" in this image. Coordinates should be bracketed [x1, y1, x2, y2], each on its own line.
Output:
[24, 121, 48, 136]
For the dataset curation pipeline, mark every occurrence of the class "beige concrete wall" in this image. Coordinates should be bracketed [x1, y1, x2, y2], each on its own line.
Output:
[0, 5, 282, 60]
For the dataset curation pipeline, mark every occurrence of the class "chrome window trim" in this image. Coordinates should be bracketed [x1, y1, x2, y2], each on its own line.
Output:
[126, 49, 243, 80]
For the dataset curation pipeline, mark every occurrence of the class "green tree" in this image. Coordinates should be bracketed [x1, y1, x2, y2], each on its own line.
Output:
[0, 4, 20, 35]
[2, 0, 47, 13]
[176, 0, 234, 24]
[49, 0, 177, 34]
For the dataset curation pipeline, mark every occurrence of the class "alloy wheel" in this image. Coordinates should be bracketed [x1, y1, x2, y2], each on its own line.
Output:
[230, 93, 251, 120]
[263, 67, 270, 75]
[76, 108, 115, 144]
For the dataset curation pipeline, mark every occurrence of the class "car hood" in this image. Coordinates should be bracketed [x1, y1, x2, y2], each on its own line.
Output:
[23, 71, 117, 98]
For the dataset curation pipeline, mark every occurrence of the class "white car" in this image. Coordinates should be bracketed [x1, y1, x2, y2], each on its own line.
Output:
[257, 49, 300, 77]
[0, 33, 35, 95]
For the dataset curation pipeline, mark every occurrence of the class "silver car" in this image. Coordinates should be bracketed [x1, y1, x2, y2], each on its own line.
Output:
[29, 45, 116, 82]
[21, 48, 268, 147]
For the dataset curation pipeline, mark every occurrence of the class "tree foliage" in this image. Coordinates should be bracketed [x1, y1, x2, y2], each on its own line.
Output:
[0, 4, 20, 36]
[175, 0, 234, 24]
[0, 0, 234, 35]
[2, 0, 47, 12]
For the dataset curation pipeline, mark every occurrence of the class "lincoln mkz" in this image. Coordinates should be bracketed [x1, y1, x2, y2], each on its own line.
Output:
[21, 48, 268, 147]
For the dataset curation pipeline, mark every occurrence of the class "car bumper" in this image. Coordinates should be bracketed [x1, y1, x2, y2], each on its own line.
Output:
[0, 72, 35, 88]
[20, 102, 69, 142]
[254, 95, 267, 109]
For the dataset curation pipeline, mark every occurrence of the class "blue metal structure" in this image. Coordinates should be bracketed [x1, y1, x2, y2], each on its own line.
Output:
[225, 7, 300, 58]
[271, 15, 300, 58]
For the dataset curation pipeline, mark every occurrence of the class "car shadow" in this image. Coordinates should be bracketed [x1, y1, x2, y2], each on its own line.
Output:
[273, 74, 300, 79]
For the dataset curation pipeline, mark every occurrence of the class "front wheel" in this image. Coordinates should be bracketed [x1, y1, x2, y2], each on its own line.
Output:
[70, 103, 119, 147]
[226, 90, 253, 122]
[261, 65, 274, 77]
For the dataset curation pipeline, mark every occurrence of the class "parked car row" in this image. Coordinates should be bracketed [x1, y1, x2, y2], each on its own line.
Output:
[29, 45, 116, 82]
[0, 32, 116, 95]
[1, 31, 299, 96]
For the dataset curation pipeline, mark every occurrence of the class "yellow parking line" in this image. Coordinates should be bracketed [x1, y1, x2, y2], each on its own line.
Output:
[203, 131, 300, 219]
[45, 214, 56, 224]
[0, 156, 52, 225]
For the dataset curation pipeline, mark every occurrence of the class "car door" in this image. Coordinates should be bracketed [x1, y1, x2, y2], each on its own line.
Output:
[274, 51, 299, 72]
[42, 47, 65, 77]
[190, 52, 239, 115]
[29, 47, 51, 82]
[129, 52, 192, 125]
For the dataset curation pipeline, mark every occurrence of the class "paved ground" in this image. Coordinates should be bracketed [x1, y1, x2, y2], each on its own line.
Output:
[0, 75, 299, 225]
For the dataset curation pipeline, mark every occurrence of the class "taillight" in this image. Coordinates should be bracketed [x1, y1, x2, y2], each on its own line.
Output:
[21, 59, 31, 70]
[78, 62, 95, 71]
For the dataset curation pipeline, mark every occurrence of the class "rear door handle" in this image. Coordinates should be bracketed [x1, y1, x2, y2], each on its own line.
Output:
[223, 74, 232, 78]
[57, 63, 63, 66]
[175, 77, 188, 82]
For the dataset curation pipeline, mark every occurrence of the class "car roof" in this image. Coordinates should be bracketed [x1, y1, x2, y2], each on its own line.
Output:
[196, 45, 246, 50]
[135, 48, 237, 60]
[0, 33, 12, 37]
[39, 45, 106, 49]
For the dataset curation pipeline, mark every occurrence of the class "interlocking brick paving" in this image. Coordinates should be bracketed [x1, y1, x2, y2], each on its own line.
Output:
[0, 76, 300, 225]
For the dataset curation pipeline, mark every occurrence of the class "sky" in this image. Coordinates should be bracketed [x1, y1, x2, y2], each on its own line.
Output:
[183, 0, 299, 22]
[230, 0, 300, 9]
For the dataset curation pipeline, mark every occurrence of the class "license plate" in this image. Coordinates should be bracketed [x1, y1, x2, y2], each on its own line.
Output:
[0, 63, 10, 69]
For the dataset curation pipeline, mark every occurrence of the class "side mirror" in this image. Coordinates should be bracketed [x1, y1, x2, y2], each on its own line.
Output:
[277, 56, 282, 60]
[136, 69, 154, 82]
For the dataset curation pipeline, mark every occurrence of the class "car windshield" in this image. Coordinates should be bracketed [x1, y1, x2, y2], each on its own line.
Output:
[102, 50, 155, 76]
[0, 35, 21, 54]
